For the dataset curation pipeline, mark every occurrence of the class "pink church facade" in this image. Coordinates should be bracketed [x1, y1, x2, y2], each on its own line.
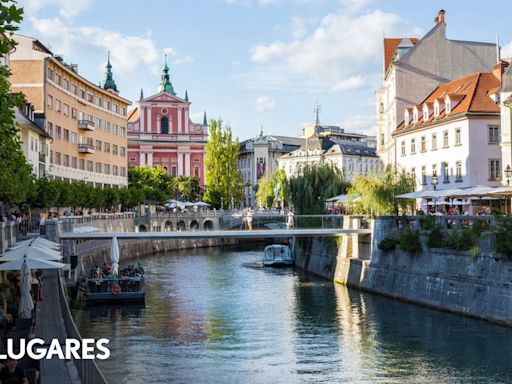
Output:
[127, 60, 208, 188]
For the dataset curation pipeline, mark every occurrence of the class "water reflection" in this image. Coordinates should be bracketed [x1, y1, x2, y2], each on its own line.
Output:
[74, 247, 512, 384]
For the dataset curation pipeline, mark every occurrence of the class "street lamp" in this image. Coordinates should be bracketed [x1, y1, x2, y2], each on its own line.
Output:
[431, 175, 438, 213]
[505, 165, 512, 186]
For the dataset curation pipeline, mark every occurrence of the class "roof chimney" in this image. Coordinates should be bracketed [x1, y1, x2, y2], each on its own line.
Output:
[493, 61, 509, 84]
[438, 10, 446, 24]
[434, 17, 439, 26]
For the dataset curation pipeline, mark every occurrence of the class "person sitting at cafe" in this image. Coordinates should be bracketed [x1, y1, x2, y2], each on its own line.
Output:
[0, 357, 28, 384]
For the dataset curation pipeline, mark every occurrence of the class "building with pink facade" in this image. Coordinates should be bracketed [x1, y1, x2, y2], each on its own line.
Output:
[127, 57, 208, 188]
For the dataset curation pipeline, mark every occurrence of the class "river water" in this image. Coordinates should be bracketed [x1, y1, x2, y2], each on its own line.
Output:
[73, 246, 512, 384]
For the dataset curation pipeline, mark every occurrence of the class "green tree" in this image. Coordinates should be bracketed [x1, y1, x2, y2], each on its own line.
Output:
[128, 165, 174, 202]
[255, 169, 288, 209]
[348, 166, 415, 216]
[288, 163, 349, 214]
[0, 2, 33, 205]
[204, 119, 244, 209]
[29, 177, 60, 212]
[175, 176, 200, 201]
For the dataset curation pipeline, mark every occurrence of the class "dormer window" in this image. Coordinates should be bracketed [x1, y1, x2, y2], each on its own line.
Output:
[412, 107, 419, 123]
[423, 109, 428, 121]
[434, 100, 440, 117]
[404, 110, 410, 126]
[445, 96, 451, 114]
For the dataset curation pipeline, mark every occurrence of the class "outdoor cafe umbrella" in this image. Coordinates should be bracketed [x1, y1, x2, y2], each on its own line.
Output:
[18, 260, 34, 319]
[192, 201, 210, 207]
[1, 245, 62, 261]
[10, 237, 61, 251]
[0, 256, 66, 271]
[110, 235, 120, 276]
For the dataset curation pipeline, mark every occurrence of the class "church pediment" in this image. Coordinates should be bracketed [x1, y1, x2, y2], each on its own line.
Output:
[141, 91, 187, 104]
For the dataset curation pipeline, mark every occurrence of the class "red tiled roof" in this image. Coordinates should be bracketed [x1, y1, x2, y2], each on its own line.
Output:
[395, 72, 500, 133]
[128, 107, 139, 122]
[384, 38, 419, 73]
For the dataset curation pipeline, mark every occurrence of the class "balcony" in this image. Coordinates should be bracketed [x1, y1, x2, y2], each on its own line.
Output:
[78, 144, 95, 154]
[78, 119, 95, 131]
[38, 153, 46, 163]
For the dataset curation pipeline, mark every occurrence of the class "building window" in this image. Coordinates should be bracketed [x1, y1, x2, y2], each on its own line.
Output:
[443, 131, 449, 147]
[103, 100, 110, 110]
[411, 167, 416, 184]
[413, 110, 418, 123]
[86, 93, 93, 102]
[47, 122, 53, 137]
[54, 74, 60, 85]
[113, 165, 119, 176]
[71, 108, 77, 119]
[489, 159, 501, 181]
[104, 164, 110, 174]
[120, 146, 126, 156]
[47, 68, 53, 81]
[79, 159, 85, 170]
[432, 164, 437, 177]
[62, 79, 68, 90]
[113, 144, 118, 156]
[63, 103, 69, 116]
[70, 84, 77, 95]
[161, 117, 169, 134]
[112, 124, 118, 135]
[432, 133, 437, 150]
[55, 152, 61, 166]
[401, 141, 405, 156]
[120, 167, 126, 177]
[455, 128, 461, 145]
[55, 99, 61, 112]
[112, 104, 118, 113]
[47, 94, 53, 109]
[488, 126, 500, 144]
[63, 155, 69, 167]
[96, 162, 102, 173]
[172, 166, 177, 177]
[104, 143, 110, 153]
[120, 127, 126, 136]
[50, 150, 53, 164]
[72, 157, 77, 169]
[446, 100, 451, 114]
[404, 112, 410, 126]
[96, 140, 102, 151]
[80, 88, 86, 99]
[443, 162, 449, 183]
[434, 101, 439, 117]
[194, 167, 200, 178]
[455, 161, 462, 182]
[56, 125, 62, 140]
[63, 129, 69, 142]
[87, 160, 93, 172]
[104, 121, 110, 133]
[96, 118, 102, 129]
[71, 132, 77, 144]
[420, 136, 426, 152]
[421, 166, 426, 185]
[410, 138, 416, 154]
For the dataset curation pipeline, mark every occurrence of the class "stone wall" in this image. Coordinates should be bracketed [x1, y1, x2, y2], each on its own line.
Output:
[295, 217, 512, 327]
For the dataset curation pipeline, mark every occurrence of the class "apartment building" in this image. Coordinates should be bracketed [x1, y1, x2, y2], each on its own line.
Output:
[9, 34, 131, 187]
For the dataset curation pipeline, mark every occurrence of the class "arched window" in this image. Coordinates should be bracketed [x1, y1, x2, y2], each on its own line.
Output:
[161, 116, 169, 134]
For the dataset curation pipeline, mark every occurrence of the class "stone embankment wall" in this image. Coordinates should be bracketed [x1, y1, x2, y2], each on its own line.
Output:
[75, 238, 236, 278]
[294, 216, 512, 327]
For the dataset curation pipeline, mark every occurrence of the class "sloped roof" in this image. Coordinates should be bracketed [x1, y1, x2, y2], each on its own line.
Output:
[384, 37, 419, 73]
[127, 107, 139, 122]
[395, 72, 500, 133]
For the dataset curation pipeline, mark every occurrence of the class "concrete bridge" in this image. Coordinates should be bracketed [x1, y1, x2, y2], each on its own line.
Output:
[60, 227, 372, 241]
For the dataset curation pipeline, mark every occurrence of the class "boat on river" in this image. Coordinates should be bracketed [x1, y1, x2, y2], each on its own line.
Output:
[263, 244, 293, 267]
[85, 271, 145, 304]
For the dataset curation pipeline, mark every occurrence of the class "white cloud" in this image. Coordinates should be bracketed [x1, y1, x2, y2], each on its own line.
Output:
[249, 10, 419, 92]
[502, 41, 512, 59]
[255, 96, 277, 111]
[190, 112, 205, 123]
[340, 114, 376, 135]
[172, 55, 194, 65]
[339, 0, 373, 13]
[21, 0, 95, 17]
[29, 16, 164, 76]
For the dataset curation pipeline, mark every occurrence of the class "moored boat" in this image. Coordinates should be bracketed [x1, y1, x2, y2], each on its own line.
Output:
[263, 244, 293, 267]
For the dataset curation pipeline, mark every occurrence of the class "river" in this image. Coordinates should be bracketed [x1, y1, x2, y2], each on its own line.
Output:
[73, 245, 512, 384]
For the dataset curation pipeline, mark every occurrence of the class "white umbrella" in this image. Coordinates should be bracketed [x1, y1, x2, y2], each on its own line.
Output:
[11, 237, 60, 250]
[0, 256, 66, 271]
[18, 260, 34, 319]
[1, 245, 62, 261]
[110, 236, 120, 276]
[396, 190, 441, 199]
[193, 201, 210, 207]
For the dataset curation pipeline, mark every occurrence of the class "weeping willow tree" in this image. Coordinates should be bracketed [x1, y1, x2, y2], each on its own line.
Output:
[348, 166, 415, 216]
[287, 163, 349, 214]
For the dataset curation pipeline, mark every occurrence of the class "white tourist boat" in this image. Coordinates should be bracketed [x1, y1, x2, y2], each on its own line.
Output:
[263, 244, 293, 267]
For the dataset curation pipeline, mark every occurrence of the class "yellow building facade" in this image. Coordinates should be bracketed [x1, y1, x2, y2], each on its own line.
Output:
[9, 35, 131, 187]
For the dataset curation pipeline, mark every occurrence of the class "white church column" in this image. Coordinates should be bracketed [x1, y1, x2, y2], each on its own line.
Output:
[178, 151, 183, 175]
[139, 152, 145, 166]
[184, 108, 189, 133]
[147, 108, 152, 133]
[185, 153, 191, 176]
[140, 107, 145, 132]
[178, 107, 182, 133]
[147, 152, 153, 166]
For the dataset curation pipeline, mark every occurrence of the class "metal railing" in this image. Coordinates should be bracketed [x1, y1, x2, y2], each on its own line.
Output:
[58, 272, 108, 384]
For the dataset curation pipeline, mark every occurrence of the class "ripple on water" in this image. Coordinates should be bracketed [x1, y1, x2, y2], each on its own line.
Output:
[73, 247, 512, 384]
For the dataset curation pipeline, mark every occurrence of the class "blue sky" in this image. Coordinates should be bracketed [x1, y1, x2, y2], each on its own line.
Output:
[17, 0, 512, 141]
